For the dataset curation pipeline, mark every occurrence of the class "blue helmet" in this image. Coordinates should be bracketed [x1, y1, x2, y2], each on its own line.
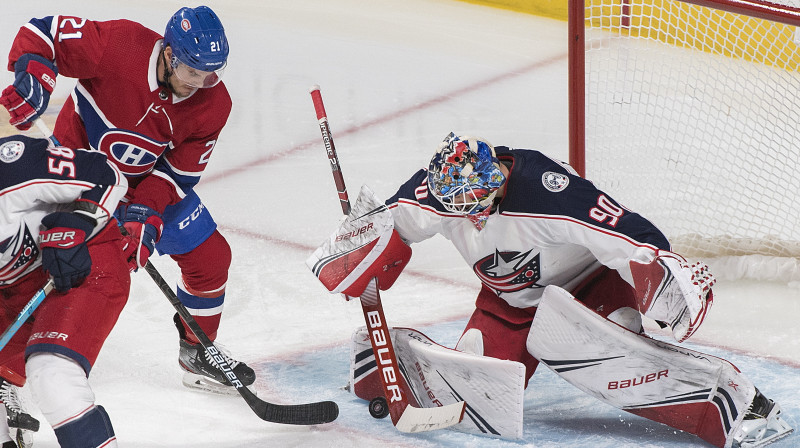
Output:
[164, 6, 229, 75]
[427, 133, 506, 216]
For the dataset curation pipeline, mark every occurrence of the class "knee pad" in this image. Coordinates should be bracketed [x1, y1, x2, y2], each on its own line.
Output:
[607, 306, 643, 333]
[455, 328, 484, 355]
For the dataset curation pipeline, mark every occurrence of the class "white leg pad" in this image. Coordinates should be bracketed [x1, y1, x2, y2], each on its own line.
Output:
[351, 326, 525, 439]
[527, 285, 756, 448]
[25, 353, 96, 428]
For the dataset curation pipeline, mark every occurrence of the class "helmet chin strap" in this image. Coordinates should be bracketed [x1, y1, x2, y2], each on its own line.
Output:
[158, 48, 176, 93]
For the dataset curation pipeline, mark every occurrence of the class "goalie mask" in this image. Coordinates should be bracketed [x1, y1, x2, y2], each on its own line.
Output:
[427, 133, 506, 216]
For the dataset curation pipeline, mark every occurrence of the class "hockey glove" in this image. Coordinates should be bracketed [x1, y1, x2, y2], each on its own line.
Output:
[119, 204, 163, 272]
[39, 212, 95, 292]
[630, 250, 716, 343]
[0, 54, 58, 130]
[307, 185, 411, 298]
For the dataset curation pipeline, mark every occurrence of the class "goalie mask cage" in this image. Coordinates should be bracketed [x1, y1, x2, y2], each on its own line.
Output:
[569, 0, 800, 282]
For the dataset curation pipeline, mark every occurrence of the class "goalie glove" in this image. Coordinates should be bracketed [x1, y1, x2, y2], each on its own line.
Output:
[630, 250, 716, 343]
[307, 185, 411, 298]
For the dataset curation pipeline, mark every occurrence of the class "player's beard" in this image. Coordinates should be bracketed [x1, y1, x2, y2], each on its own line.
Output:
[159, 51, 197, 98]
[167, 77, 197, 98]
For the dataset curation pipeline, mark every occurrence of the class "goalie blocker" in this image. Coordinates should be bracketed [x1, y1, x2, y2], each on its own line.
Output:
[307, 185, 411, 298]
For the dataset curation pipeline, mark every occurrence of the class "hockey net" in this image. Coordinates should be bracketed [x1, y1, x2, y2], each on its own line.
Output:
[569, 0, 800, 283]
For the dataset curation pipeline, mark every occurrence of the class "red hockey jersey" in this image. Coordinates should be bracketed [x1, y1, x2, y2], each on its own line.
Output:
[7, 15, 232, 213]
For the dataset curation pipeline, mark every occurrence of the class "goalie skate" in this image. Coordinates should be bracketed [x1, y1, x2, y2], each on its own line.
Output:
[731, 389, 793, 448]
[179, 340, 256, 396]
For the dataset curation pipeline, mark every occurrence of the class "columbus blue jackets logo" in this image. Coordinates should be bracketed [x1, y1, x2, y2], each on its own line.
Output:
[0, 223, 39, 284]
[473, 249, 542, 293]
[542, 171, 569, 192]
[0, 140, 24, 163]
[98, 130, 168, 177]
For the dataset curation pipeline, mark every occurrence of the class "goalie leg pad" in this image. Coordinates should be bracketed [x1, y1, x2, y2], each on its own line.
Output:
[351, 326, 526, 439]
[527, 285, 756, 448]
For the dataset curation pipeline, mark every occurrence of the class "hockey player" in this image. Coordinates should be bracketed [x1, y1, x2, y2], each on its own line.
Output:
[0, 134, 129, 447]
[0, 6, 255, 393]
[315, 133, 792, 447]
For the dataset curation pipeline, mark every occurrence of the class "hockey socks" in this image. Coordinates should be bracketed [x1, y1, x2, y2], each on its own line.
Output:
[54, 405, 115, 448]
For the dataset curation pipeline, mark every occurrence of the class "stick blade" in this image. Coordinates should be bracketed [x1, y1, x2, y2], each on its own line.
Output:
[394, 401, 466, 433]
[240, 387, 339, 425]
[255, 399, 340, 425]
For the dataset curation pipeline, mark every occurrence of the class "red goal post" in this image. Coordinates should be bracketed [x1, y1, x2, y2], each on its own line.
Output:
[569, 0, 800, 282]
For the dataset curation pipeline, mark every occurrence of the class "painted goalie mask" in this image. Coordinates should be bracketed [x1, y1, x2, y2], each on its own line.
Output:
[427, 133, 506, 219]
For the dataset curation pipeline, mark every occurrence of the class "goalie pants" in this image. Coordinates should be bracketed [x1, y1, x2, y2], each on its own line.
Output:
[462, 266, 636, 385]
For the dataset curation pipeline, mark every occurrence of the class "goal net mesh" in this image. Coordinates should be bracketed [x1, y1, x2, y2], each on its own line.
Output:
[579, 0, 800, 280]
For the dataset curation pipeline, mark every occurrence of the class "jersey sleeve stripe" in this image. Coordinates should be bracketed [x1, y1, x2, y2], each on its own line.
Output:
[22, 20, 56, 60]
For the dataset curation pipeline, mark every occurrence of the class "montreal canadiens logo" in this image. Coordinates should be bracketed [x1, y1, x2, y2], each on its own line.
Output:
[0, 140, 25, 163]
[181, 18, 191, 31]
[542, 171, 569, 192]
[473, 249, 542, 293]
[98, 130, 168, 177]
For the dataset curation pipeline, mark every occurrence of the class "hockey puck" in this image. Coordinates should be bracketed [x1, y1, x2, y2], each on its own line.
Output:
[368, 397, 389, 419]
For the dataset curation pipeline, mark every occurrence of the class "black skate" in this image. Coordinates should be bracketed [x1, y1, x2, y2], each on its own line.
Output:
[0, 380, 39, 448]
[178, 339, 256, 395]
[731, 388, 793, 448]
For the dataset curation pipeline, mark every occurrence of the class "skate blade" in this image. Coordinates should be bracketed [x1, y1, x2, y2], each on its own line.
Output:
[740, 422, 794, 448]
[13, 428, 34, 448]
[181, 372, 254, 396]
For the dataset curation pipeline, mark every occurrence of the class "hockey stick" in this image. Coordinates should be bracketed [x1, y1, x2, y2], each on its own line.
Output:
[34, 118, 339, 425]
[310, 85, 465, 432]
[141, 262, 339, 425]
[0, 122, 64, 351]
[0, 279, 54, 352]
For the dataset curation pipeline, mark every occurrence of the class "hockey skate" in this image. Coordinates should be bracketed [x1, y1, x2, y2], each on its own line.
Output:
[731, 389, 793, 448]
[0, 380, 39, 448]
[178, 339, 256, 395]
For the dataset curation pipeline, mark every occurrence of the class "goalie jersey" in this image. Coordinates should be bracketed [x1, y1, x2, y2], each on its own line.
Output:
[6, 15, 232, 213]
[386, 146, 671, 310]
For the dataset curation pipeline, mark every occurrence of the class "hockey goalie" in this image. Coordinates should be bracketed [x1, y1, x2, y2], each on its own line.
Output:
[308, 133, 793, 447]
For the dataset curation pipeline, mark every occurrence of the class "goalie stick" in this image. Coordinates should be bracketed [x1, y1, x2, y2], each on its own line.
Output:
[310, 85, 465, 432]
[34, 119, 339, 426]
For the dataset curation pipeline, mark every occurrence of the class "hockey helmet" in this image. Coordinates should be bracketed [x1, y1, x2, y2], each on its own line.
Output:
[163, 6, 229, 88]
[427, 133, 506, 215]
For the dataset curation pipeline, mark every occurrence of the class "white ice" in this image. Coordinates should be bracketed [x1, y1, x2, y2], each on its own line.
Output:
[0, 0, 798, 446]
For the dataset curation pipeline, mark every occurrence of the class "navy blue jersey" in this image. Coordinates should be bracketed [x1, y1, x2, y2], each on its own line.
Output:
[386, 146, 670, 309]
[0, 135, 127, 285]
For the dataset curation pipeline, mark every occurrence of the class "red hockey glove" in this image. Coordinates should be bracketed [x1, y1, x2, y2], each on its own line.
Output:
[0, 54, 57, 130]
[630, 250, 716, 342]
[39, 212, 95, 292]
[119, 204, 163, 272]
